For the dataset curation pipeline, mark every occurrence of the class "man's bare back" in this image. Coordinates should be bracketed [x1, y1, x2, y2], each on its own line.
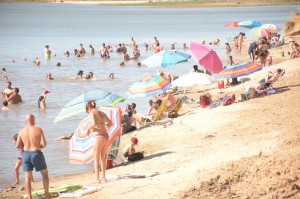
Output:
[16, 115, 46, 152]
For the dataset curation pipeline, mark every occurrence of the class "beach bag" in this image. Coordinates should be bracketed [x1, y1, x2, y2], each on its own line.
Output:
[223, 94, 235, 106]
[128, 152, 144, 162]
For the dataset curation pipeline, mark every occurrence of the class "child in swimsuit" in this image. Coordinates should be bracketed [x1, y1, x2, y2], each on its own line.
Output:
[12, 134, 34, 186]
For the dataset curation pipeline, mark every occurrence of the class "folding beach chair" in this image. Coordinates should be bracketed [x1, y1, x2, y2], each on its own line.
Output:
[264, 69, 285, 90]
[143, 100, 170, 125]
[106, 132, 125, 165]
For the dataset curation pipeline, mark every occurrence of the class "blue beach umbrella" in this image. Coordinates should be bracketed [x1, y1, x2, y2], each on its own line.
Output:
[142, 50, 191, 68]
[54, 90, 125, 123]
[238, 20, 261, 29]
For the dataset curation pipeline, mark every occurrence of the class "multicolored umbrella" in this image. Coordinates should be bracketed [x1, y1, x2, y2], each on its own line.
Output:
[189, 42, 223, 74]
[171, 73, 216, 87]
[238, 20, 261, 28]
[224, 22, 239, 28]
[54, 90, 125, 123]
[126, 75, 171, 98]
[261, 24, 280, 33]
[141, 50, 191, 68]
[217, 62, 262, 79]
[250, 27, 271, 37]
[69, 106, 122, 164]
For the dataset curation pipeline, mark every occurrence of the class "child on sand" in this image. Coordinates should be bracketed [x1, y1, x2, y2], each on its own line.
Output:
[123, 137, 144, 162]
[12, 134, 34, 186]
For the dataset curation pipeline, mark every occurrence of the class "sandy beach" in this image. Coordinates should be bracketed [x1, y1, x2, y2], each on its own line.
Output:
[1, 32, 299, 198]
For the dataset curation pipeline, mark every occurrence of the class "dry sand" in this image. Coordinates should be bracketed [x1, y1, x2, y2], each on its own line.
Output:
[1, 41, 300, 198]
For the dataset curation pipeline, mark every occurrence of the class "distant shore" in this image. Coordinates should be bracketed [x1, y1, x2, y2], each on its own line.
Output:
[1, 0, 300, 7]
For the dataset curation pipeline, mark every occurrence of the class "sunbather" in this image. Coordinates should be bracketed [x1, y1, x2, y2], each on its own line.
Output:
[158, 92, 176, 112]
[132, 100, 162, 126]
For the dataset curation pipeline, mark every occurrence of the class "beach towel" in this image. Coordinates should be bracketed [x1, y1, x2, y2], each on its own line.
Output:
[59, 186, 100, 198]
[23, 185, 81, 198]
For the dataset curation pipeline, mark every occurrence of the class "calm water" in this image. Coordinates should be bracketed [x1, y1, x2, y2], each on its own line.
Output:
[0, 3, 298, 187]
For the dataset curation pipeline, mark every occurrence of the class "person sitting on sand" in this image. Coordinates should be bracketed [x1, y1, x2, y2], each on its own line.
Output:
[123, 137, 144, 162]
[132, 99, 162, 127]
[158, 92, 176, 112]
[290, 43, 300, 60]
[2, 100, 9, 112]
[6, 88, 22, 104]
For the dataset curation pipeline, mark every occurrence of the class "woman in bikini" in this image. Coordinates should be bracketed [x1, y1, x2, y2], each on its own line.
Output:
[86, 101, 113, 183]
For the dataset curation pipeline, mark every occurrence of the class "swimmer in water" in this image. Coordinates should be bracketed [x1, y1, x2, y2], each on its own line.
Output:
[76, 70, 84, 79]
[46, 73, 54, 80]
[109, 73, 115, 80]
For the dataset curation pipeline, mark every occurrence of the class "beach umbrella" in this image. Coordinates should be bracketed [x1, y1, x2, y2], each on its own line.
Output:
[69, 106, 122, 164]
[224, 21, 239, 28]
[141, 50, 191, 68]
[171, 73, 216, 87]
[189, 42, 223, 74]
[54, 90, 125, 123]
[249, 27, 271, 37]
[126, 75, 171, 98]
[217, 62, 262, 79]
[238, 20, 261, 28]
[261, 24, 280, 33]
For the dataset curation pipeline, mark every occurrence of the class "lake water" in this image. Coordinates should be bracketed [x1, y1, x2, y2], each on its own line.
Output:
[0, 3, 298, 187]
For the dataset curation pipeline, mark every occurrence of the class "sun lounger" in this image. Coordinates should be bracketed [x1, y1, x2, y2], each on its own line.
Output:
[263, 69, 285, 90]
[143, 100, 172, 125]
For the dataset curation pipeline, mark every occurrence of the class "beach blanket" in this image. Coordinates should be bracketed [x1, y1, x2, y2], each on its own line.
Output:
[59, 186, 100, 198]
[22, 185, 81, 198]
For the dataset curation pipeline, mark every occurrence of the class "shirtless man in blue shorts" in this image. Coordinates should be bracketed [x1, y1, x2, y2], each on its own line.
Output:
[16, 114, 50, 199]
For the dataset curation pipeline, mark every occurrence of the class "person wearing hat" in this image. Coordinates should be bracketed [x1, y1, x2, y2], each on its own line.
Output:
[76, 70, 84, 79]
[123, 137, 144, 162]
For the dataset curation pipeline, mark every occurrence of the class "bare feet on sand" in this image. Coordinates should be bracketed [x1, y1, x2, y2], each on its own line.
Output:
[11, 182, 19, 186]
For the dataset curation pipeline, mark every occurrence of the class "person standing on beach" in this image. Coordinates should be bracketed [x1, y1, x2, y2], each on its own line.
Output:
[44, 45, 51, 60]
[16, 114, 50, 199]
[86, 101, 113, 183]
[248, 40, 260, 63]
[237, 32, 244, 53]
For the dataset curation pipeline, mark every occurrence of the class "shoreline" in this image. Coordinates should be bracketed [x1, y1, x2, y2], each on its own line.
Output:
[1, 40, 300, 197]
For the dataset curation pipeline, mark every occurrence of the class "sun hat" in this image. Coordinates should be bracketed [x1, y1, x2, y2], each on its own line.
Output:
[131, 137, 138, 145]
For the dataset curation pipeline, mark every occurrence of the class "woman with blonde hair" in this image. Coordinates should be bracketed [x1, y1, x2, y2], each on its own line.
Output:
[86, 101, 113, 183]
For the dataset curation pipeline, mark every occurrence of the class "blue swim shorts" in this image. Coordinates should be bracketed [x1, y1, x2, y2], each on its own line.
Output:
[22, 150, 47, 172]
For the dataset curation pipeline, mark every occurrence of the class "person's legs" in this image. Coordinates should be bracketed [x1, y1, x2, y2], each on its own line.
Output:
[93, 138, 101, 181]
[24, 171, 33, 199]
[99, 137, 108, 182]
[12, 159, 22, 185]
[40, 169, 50, 199]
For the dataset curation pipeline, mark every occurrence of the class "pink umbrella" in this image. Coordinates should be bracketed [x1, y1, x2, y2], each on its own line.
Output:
[189, 42, 223, 74]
